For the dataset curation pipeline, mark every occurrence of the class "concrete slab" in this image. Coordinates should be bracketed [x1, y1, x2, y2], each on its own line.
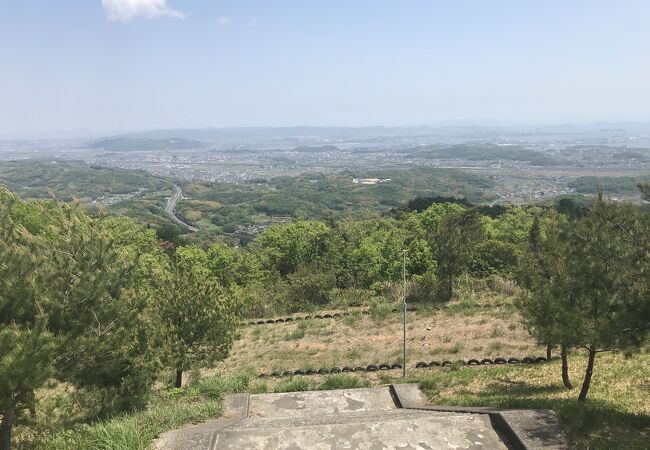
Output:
[215, 409, 507, 450]
[390, 383, 427, 408]
[157, 385, 567, 449]
[248, 386, 396, 419]
[499, 410, 568, 450]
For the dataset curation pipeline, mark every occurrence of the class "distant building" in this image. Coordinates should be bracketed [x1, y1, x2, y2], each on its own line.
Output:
[352, 178, 391, 185]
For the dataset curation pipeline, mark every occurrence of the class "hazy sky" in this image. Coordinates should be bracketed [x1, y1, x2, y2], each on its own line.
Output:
[1, 0, 649, 136]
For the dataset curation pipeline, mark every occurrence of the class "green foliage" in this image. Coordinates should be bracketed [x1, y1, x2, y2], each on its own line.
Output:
[190, 371, 255, 399]
[39, 397, 222, 450]
[0, 160, 170, 202]
[429, 208, 484, 301]
[254, 220, 334, 277]
[0, 189, 162, 448]
[568, 175, 650, 195]
[272, 377, 315, 393]
[471, 239, 521, 277]
[519, 198, 650, 400]
[3, 181, 648, 448]
[153, 256, 240, 387]
[285, 322, 308, 340]
[407, 269, 438, 303]
[320, 375, 371, 390]
[369, 300, 393, 322]
[282, 265, 336, 310]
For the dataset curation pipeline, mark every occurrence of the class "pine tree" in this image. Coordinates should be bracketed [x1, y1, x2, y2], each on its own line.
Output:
[561, 196, 649, 401]
[1, 190, 158, 448]
[154, 256, 239, 388]
[431, 210, 483, 301]
[0, 190, 55, 450]
[519, 197, 650, 401]
[518, 211, 574, 388]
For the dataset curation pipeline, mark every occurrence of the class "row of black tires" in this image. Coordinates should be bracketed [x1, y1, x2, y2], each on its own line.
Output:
[246, 303, 506, 326]
[258, 355, 547, 378]
[247, 311, 352, 325]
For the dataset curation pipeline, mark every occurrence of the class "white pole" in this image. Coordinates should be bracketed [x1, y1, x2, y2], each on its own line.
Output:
[403, 249, 407, 378]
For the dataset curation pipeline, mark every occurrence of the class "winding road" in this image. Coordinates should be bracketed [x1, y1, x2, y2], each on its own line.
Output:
[165, 185, 198, 232]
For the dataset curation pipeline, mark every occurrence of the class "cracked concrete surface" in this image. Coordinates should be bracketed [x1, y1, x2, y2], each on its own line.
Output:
[215, 409, 505, 449]
[157, 385, 510, 449]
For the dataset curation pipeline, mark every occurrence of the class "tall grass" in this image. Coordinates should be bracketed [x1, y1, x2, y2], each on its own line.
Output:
[36, 372, 256, 450]
[320, 374, 371, 390]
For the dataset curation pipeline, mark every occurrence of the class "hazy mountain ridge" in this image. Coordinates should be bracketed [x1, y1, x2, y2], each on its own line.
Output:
[87, 137, 206, 151]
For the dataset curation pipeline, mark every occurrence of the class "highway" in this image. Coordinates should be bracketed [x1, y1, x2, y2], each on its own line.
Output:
[165, 185, 198, 232]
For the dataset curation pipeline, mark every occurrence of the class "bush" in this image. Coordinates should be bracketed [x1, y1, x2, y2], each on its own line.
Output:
[283, 265, 337, 310]
[487, 276, 520, 298]
[329, 288, 374, 308]
[471, 240, 521, 278]
[320, 375, 371, 390]
[369, 300, 393, 322]
[342, 313, 361, 328]
[40, 399, 223, 450]
[407, 270, 437, 303]
[272, 377, 315, 393]
[191, 371, 255, 399]
[285, 322, 307, 340]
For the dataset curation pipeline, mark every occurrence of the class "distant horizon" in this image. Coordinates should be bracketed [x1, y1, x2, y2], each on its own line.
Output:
[3, 120, 650, 141]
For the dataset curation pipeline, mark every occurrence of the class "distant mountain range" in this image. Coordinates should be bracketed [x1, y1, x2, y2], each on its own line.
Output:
[87, 137, 206, 151]
[102, 126, 437, 143]
[82, 122, 650, 151]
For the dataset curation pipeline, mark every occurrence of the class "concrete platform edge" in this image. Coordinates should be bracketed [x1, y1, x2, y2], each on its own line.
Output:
[389, 384, 566, 450]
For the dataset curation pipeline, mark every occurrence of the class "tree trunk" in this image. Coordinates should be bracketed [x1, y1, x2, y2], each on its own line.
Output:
[0, 404, 16, 450]
[175, 369, 183, 388]
[578, 347, 596, 401]
[435, 274, 453, 302]
[561, 344, 572, 389]
[448, 275, 454, 300]
[546, 344, 552, 360]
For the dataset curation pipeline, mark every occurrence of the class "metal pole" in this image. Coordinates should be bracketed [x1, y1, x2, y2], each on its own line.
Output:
[403, 250, 407, 378]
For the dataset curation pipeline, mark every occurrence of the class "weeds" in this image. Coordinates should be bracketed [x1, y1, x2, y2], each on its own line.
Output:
[320, 374, 371, 390]
[273, 377, 315, 393]
[342, 313, 361, 327]
[285, 322, 308, 340]
[369, 300, 393, 322]
[449, 342, 464, 354]
[490, 327, 503, 338]
[489, 341, 503, 353]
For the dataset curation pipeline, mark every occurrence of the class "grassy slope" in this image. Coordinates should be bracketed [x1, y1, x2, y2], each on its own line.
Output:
[411, 352, 650, 449]
[247, 352, 649, 449]
[22, 298, 649, 450]
[214, 299, 649, 449]
[215, 303, 542, 375]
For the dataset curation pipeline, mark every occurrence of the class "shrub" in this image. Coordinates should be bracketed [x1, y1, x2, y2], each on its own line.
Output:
[272, 378, 315, 393]
[369, 300, 393, 322]
[285, 323, 307, 340]
[329, 288, 374, 308]
[320, 375, 371, 390]
[283, 265, 337, 310]
[342, 313, 361, 328]
[407, 270, 438, 303]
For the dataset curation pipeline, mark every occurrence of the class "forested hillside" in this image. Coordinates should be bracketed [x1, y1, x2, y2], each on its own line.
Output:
[1, 185, 648, 449]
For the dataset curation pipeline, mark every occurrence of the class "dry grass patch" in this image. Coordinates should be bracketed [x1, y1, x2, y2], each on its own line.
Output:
[212, 307, 542, 375]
